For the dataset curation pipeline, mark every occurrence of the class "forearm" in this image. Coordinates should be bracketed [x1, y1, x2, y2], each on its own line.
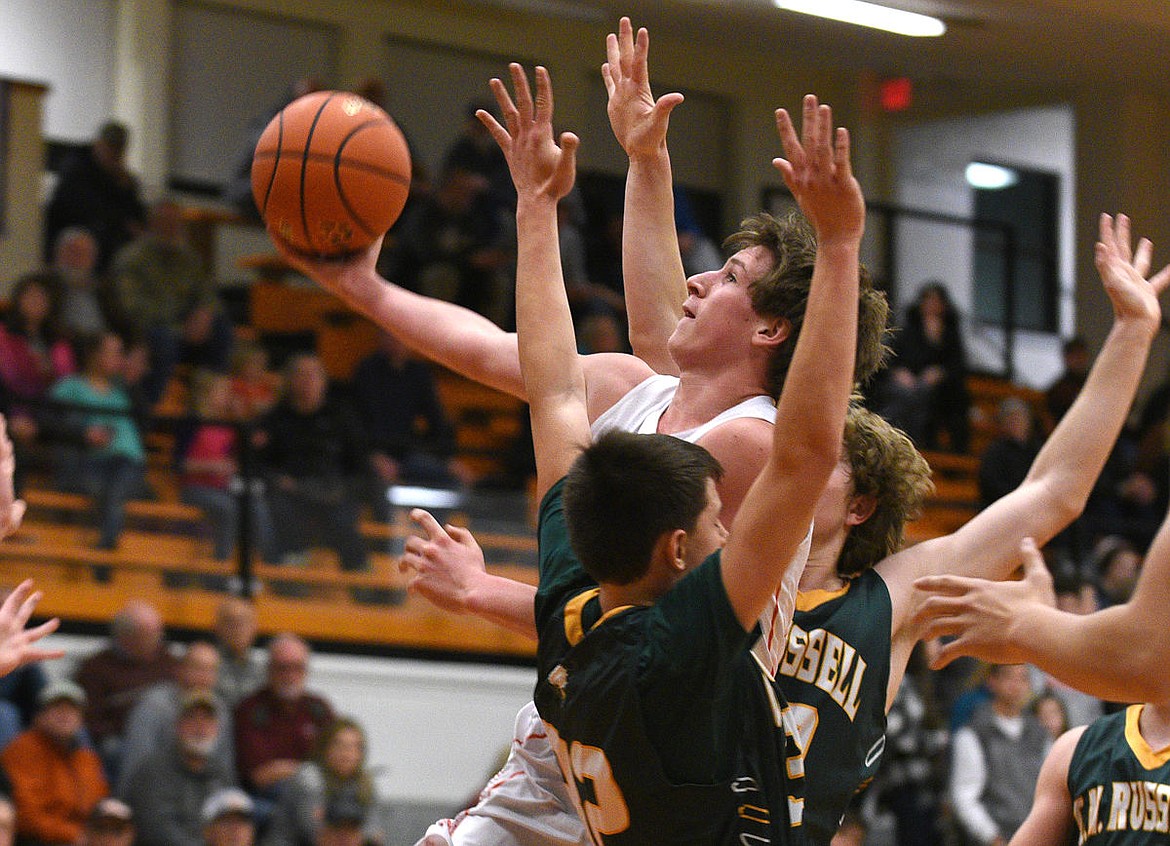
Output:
[622, 150, 686, 371]
[466, 574, 538, 639]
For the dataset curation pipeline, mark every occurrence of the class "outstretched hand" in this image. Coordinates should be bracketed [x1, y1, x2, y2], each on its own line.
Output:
[602, 17, 684, 160]
[0, 416, 25, 540]
[772, 95, 864, 244]
[478, 64, 579, 204]
[0, 581, 63, 677]
[266, 229, 385, 305]
[911, 537, 1057, 669]
[398, 509, 488, 615]
[1095, 213, 1170, 329]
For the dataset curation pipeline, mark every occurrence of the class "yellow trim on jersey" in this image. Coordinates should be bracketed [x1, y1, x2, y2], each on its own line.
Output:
[563, 588, 638, 646]
[1125, 704, 1170, 769]
[795, 583, 851, 612]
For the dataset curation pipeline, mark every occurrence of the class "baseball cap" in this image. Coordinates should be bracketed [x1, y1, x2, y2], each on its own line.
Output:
[88, 798, 133, 828]
[37, 679, 87, 709]
[201, 788, 254, 825]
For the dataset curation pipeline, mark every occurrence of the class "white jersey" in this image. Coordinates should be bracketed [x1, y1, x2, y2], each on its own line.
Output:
[418, 375, 806, 846]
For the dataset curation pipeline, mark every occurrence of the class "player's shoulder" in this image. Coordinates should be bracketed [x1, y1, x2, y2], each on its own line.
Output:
[695, 415, 773, 453]
[582, 353, 657, 415]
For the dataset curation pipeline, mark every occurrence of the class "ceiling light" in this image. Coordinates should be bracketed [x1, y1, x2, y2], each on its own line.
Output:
[774, 0, 946, 37]
[965, 162, 1019, 190]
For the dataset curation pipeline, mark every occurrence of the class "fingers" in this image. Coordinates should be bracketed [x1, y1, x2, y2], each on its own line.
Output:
[912, 573, 983, 596]
[408, 508, 447, 543]
[25, 618, 60, 645]
[1115, 213, 1132, 263]
[2, 580, 34, 619]
[601, 61, 615, 97]
[928, 639, 965, 670]
[1133, 237, 1153, 278]
[618, 16, 635, 77]
[533, 66, 553, 125]
[508, 62, 534, 125]
[1149, 262, 1170, 294]
[834, 127, 853, 182]
[632, 25, 650, 85]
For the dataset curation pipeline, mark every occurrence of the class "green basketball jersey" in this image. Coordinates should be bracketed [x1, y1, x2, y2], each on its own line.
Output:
[776, 569, 893, 846]
[1068, 704, 1170, 843]
[533, 480, 803, 846]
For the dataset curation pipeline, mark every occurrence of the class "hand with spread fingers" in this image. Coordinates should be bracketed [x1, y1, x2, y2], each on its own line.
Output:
[0, 580, 63, 678]
[602, 16, 684, 161]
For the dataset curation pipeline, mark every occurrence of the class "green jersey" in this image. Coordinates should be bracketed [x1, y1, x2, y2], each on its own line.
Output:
[777, 569, 893, 846]
[1068, 704, 1170, 843]
[533, 480, 803, 846]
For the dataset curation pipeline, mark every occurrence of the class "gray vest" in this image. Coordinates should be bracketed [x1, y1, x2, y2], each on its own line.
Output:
[968, 703, 1049, 838]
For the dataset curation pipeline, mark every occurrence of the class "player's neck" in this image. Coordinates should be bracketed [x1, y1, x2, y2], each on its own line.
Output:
[800, 548, 848, 593]
[597, 583, 655, 615]
[664, 369, 769, 431]
[1138, 702, 1170, 751]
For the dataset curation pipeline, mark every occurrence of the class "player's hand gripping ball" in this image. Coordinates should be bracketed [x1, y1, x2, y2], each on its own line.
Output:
[251, 90, 411, 257]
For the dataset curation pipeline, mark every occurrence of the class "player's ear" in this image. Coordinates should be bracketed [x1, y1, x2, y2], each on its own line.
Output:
[753, 316, 790, 349]
[666, 529, 689, 573]
[846, 493, 877, 527]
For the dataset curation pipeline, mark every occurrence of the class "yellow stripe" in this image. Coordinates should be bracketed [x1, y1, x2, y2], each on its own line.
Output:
[795, 583, 851, 612]
[1125, 704, 1170, 769]
[563, 589, 638, 646]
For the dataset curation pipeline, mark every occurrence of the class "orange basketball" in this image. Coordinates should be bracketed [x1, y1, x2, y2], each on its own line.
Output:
[251, 90, 411, 257]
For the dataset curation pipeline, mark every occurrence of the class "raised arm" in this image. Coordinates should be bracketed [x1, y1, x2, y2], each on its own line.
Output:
[720, 96, 863, 628]
[480, 64, 584, 498]
[883, 214, 1169, 621]
[603, 17, 686, 370]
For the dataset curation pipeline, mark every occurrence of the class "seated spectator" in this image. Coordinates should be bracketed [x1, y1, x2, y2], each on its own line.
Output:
[116, 641, 232, 796]
[44, 120, 146, 275]
[441, 100, 514, 215]
[74, 600, 178, 778]
[1, 679, 109, 846]
[201, 788, 255, 846]
[876, 281, 971, 453]
[80, 798, 135, 846]
[351, 331, 469, 508]
[48, 332, 147, 551]
[977, 397, 1041, 508]
[228, 343, 280, 423]
[120, 690, 235, 846]
[1090, 534, 1142, 609]
[180, 373, 275, 563]
[234, 635, 333, 803]
[1044, 336, 1090, 425]
[212, 597, 264, 711]
[257, 356, 367, 573]
[1030, 689, 1069, 742]
[261, 718, 382, 846]
[948, 664, 1047, 846]
[109, 198, 233, 405]
[50, 228, 116, 342]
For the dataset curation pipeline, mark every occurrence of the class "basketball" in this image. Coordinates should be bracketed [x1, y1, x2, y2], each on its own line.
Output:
[251, 90, 411, 257]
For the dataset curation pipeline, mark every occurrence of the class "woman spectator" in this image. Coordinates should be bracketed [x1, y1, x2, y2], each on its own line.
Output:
[876, 281, 971, 453]
[260, 717, 382, 846]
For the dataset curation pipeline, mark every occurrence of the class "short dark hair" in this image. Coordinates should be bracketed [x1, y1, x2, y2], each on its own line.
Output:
[724, 211, 890, 399]
[563, 432, 722, 586]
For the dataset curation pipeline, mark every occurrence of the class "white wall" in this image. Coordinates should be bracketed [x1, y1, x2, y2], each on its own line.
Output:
[894, 105, 1076, 389]
[45, 634, 536, 806]
[0, 0, 117, 141]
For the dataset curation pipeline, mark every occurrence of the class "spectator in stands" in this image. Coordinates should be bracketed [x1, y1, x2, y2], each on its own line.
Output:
[261, 717, 382, 846]
[81, 798, 135, 846]
[48, 332, 147, 551]
[257, 355, 368, 573]
[228, 342, 280, 423]
[948, 663, 1048, 846]
[110, 198, 234, 405]
[441, 99, 514, 214]
[1030, 689, 1069, 742]
[74, 599, 178, 778]
[1090, 534, 1142, 609]
[1, 679, 109, 846]
[1045, 336, 1090, 425]
[0, 585, 49, 748]
[117, 641, 233, 796]
[315, 795, 370, 846]
[381, 166, 512, 325]
[233, 634, 333, 803]
[876, 281, 971, 453]
[44, 121, 146, 275]
[212, 597, 264, 711]
[351, 331, 468, 508]
[201, 788, 255, 846]
[1029, 570, 1103, 730]
[121, 689, 235, 846]
[180, 373, 275, 563]
[51, 228, 115, 342]
[977, 396, 1042, 508]
[576, 311, 627, 355]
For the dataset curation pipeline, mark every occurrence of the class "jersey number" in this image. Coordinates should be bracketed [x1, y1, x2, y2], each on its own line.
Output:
[784, 701, 820, 780]
[546, 722, 631, 845]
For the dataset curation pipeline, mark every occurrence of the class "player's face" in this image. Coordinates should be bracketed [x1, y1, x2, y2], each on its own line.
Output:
[684, 478, 729, 570]
[811, 457, 856, 545]
[668, 246, 774, 365]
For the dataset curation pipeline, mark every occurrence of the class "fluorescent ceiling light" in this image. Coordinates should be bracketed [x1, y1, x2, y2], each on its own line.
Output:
[774, 0, 946, 37]
[966, 162, 1019, 190]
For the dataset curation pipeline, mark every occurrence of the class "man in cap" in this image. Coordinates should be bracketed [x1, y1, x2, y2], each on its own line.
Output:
[202, 788, 255, 846]
[81, 799, 135, 846]
[0, 679, 109, 846]
[120, 689, 235, 846]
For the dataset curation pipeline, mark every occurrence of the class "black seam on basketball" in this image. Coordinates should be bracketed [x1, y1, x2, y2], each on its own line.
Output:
[334, 121, 405, 238]
[253, 151, 409, 184]
[259, 111, 283, 215]
[301, 93, 338, 253]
